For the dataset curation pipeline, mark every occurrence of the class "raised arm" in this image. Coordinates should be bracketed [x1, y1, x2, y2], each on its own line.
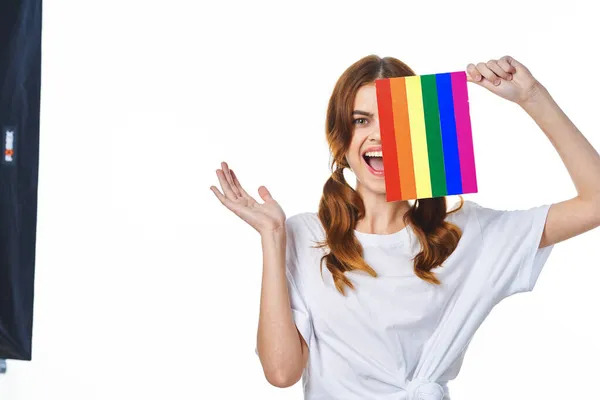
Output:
[518, 84, 600, 248]
[257, 229, 309, 387]
[466, 56, 600, 248]
[210, 161, 307, 388]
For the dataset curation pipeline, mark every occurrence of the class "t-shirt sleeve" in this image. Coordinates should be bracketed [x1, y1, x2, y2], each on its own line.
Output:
[469, 200, 555, 299]
[285, 217, 314, 349]
[255, 215, 314, 356]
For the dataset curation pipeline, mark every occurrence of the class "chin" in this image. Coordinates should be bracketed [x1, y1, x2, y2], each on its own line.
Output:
[357, 177, 386, 195]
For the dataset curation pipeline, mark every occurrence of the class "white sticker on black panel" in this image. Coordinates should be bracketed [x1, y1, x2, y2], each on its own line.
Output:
[2, 126, 16, 165]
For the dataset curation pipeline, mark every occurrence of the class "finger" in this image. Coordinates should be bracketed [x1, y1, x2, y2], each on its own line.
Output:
[258, 186, 274, 203]
[466, 63, 481, 82]
[211, 185, 253, 221]
[216, 169, 239, 200]
[501, 55, 522, 72]
[221, 162, 241, 197]
[477, 62, 501, 86]
[210, 185, 237, 210]
[498, 55, 517, 74]
[486, 59, 511, 82]
[210, 185, 228, 205]
[230, 169, 258, 204]
[469, 64, 497, 92]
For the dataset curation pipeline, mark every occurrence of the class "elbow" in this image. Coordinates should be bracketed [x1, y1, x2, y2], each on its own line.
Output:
[256, 341, 306, 388]
[264, 367, 302, 388]
[594, 201, 600, 228]
[265, 374, 302, 388]
[585, 197, 600, 228]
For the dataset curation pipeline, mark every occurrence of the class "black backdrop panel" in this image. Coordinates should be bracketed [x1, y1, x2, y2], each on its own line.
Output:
[0, 0, 42, 361]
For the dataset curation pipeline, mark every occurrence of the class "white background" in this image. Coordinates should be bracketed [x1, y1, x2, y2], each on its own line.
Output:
[1, 0, 599, 399]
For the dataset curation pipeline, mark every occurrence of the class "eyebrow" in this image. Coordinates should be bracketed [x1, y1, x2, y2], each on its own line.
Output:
[352, 110, 373, 117]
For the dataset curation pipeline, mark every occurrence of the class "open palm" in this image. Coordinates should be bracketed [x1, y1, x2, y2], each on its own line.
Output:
[210, 162, 286, 235]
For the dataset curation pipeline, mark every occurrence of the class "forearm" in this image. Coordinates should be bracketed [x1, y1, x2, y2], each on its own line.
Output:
[256, 230, 304, 386]
[520, 84, 600, 202]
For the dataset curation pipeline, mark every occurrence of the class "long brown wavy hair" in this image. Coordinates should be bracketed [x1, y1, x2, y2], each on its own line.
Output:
[312, 55, 464, 295]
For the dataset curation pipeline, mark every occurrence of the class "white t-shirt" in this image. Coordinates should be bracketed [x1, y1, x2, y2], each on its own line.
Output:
[263, 199, 553, 400]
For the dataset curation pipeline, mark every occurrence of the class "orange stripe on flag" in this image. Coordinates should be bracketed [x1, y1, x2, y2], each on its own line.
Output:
[390, 78, 416, 200]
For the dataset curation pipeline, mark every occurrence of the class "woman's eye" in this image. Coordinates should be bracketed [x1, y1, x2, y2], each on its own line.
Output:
[353, 118, 368, 126]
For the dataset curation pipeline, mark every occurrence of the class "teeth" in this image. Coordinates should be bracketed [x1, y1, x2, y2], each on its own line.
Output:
[364, 151, 383, 157]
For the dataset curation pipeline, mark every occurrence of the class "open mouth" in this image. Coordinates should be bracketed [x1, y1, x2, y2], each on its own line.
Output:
[362, 150, 384, 176]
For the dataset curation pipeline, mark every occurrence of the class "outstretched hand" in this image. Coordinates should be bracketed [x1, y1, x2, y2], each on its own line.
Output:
[466, 55, 543, 105]
[210, 162, 286, 236]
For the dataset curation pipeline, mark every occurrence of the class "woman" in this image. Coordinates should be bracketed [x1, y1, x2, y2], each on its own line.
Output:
[210, 55, 600, 400]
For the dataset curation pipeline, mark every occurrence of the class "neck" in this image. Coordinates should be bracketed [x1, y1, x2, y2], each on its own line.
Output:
[354, 184, 411, 234]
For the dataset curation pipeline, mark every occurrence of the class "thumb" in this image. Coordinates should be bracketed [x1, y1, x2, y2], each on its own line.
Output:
[478, 77, 497, 92]
[468, 73, 497, 92]
[258, 186, 274, 202]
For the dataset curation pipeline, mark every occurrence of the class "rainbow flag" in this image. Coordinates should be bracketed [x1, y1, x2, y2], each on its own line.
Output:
[375, 71, 478, 201]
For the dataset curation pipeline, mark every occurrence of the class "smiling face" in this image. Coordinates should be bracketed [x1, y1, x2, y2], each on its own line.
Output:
[345, 83, 386, 195]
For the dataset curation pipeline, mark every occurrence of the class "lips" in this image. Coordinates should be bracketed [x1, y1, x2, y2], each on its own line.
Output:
[361, 146, 382, 157]
[362, 153, 384, 177]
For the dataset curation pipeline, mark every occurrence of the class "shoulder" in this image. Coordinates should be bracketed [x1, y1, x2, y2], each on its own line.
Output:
[286, 212, 323, 235]
[445, 199, 479, 228]
[285, 212, 326, 248]
[461, 199, 552, 242]
[444, 199, 517, 241]
[448, 199, 512, 233]
[448, 198, 524, 221]
[284, 213, 327, 276]
[286, 211, 319, 227]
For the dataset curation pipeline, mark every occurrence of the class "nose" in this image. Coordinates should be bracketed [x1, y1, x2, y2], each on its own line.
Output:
[368, 126, 381, 142]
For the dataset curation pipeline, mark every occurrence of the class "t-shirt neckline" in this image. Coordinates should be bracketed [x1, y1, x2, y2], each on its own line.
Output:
[353, 224, 412, 247]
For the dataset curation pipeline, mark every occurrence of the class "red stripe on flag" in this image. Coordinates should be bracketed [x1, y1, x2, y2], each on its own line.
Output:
[375, 79, 402, 201]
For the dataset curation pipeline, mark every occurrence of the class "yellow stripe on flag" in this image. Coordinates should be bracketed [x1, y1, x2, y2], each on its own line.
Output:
[405, 76, 432, 199]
